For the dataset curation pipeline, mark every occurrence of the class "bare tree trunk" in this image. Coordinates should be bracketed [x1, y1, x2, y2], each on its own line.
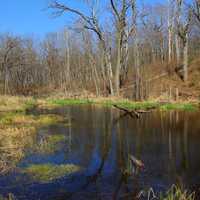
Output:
[175, 34, 181, 64]
[105, 50, 114, 96]
[168, 0, 174, 63]
[168, 28, 172, 63]
[115, 33, 122, 96]
[183, 33, 188, 82]
[134, 37, 140, 100]
[4, 66, 9, 95]
[63, 30, 71, 93]
[168, 21, 172, 62]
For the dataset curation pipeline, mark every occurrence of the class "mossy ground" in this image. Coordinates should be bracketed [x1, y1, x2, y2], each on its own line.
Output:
[23, 163, 81, 183]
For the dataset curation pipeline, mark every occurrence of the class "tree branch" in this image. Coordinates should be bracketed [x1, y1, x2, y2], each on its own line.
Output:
[110, 0, 120, 20]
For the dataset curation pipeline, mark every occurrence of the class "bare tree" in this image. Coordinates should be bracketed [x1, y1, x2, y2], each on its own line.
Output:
[49, 0, 115, 95]
[110, 0, 137, 95]
[0, 35, 22, 94]
[191, 0, 200, 26]
[176, 0, 192, 82]
[49, 0, 137, 96]
[168, 0, 175, 63]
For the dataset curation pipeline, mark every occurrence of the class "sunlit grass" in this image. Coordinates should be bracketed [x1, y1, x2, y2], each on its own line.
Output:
[36, 114, 67, 126]
[0, 96, 36, 112]
[160, 185, 195, 200]
[23, 163, 81, 183]
[0, 96, 70, 174]
[42, 97, 198, 111]
[100, 99, 159, 109]
[47, 98, 94, 106]
[160, 103, 197, 111]
[0, 112, 67, 127]
[0, 126, 36, 174]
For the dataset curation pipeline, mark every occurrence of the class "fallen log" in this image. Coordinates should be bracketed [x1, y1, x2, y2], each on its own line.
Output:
[113, 105, 140, 118]
[113, 104, 155, 119]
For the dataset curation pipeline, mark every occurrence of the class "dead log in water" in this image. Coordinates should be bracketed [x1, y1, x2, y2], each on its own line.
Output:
[113, 104, 155, 119]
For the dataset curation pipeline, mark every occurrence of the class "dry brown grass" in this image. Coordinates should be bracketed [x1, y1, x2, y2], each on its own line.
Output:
[0, 126, 36, 174]
[0, 95, 35, 112]
[0, 96, 68, 174]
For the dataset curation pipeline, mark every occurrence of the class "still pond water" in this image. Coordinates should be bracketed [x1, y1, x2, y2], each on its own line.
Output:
[0, 105, 200, 200]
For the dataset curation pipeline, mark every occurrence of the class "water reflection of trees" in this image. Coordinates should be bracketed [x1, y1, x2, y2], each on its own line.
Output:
[66, 109, 200, 199]
[58, 107, 144, 200]
[1, 107, 200, 199]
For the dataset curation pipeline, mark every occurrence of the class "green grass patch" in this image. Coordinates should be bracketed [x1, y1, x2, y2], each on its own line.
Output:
[23, 98, 37, 110]
[46, 135, 66, 143]
[0, 112, 68, 127]
[101, 100, 159, 109]
[36, 114, 66, 126]
[23, 163, 81, 183]
[46, 98, 159, 110]
[160, 103, 197, 111]
[48, 98, 94, 106]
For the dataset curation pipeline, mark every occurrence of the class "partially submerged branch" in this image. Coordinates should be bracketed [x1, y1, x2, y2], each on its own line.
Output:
[113, 104, 153, 119]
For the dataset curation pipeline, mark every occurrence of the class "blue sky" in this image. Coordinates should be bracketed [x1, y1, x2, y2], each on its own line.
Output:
[0, 0, 161, 38]
[0, 0, 75, 37]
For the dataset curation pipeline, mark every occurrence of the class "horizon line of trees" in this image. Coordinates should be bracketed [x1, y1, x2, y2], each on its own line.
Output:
[0, 0, 200, 99]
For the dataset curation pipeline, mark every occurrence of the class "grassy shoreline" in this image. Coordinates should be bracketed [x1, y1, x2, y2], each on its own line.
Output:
[0, 95, 199, 112]
[44, 97, 199, 111]
[0, 96, 200, 114]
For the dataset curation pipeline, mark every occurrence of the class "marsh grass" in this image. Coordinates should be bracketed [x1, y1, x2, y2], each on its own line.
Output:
[0, 96, 36, 112]
[160, 185, 195, 200]
[0, 112, 68, 128]
[139, 186, 195, 200]
[36, 114, 67, 126]
[159, 103, 197, 111]
[47, 98, 94, 107]
[0, 96, 70, 174]
[42, 97, 198, 111]
[0, 126, 36, 174]
[0, 111, 69, 174]
[34, 134, 67, 155]
[23, 163, 81, 183]
[0, 193, 15, 200]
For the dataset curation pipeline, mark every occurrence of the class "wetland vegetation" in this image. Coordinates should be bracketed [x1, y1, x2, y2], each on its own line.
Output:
[0, 95, 199, 199]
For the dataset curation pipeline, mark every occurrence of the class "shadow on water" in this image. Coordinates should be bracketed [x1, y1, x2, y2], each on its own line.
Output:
[0, 105, 200, 199]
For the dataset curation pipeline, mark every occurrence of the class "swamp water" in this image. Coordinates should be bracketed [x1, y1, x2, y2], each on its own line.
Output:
[0, 105, 200, 200]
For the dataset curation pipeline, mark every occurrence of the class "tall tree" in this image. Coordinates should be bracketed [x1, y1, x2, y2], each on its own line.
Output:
[176, 0, 192, 82]
[191, 0, 200, 26]
[49, 0, 137, 96]
[49, 0, 114, 95]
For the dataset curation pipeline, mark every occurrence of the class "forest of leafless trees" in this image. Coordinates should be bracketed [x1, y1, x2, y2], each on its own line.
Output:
[0, 0, 200, 100]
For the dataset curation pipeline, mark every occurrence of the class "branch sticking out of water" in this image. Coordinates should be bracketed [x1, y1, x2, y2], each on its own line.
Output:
[113, 104, 153, 119]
